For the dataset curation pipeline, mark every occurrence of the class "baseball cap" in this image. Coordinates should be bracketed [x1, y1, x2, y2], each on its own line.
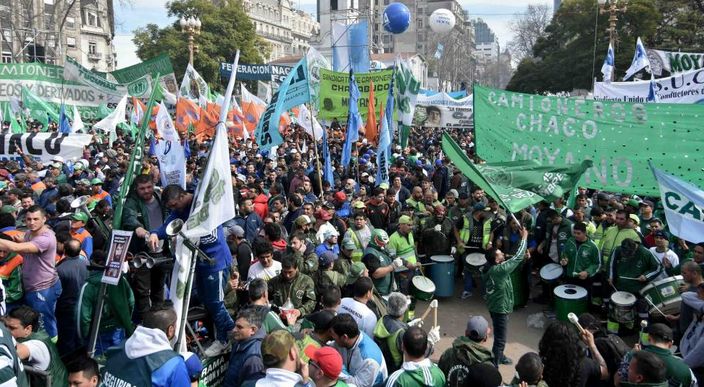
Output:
[318, 251, 338, 267]
[333, 191, 347, 202]
[50, 162, 62, 169]
[78, 178, 91, 186]
[648, 323, 674, 342]
[629, 213, 640, 226]
[398, 215, 413, 225]
[627, 199, 640, 208]
[51, 156, 64, 163]
[447, 189, 459, 198]
[347, 262, 367, 285]
[226, 225, 245, 238]
[653, 230, 668, 239]
[304, 346, 343, 380]
[352, 201, 366, 209]
[316, 209, 333, 221]
[306, 310, 336, 332]
[640, 200, 655, 208]
[342, 238, 356, 251]
[322, 229, 339, 240]
[295, 215, 313, 226]
[71, 212, 89, 222]
[0, 169, 10, 178]
[261, 330, 296, 367]
[466, 315, 489, 341]
[73, 163, 84, 171]
[90, 178, 103, 186]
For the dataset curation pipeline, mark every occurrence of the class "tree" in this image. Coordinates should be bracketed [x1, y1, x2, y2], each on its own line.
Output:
[132, 0, 269, 90]
[507, 4, 551, 64]
[507, 0, 663, 93]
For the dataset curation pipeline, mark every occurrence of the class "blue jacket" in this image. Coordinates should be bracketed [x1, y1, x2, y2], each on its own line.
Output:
[223, 329, 265, 387]
[153, 207, 231, 273]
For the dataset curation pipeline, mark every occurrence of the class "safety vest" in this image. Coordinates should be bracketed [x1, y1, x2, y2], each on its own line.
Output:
[102, 344, 178, 387]
[18, 330, 67, 387]
[460, 215, 491, 249]
[91, 190, 110, 206]
[0, 254, 22, 278]
[348, 230, 364, 262]
[31, 181, 46, 194]
[70, 228, 91, 245]
[388, 232, 416, 265]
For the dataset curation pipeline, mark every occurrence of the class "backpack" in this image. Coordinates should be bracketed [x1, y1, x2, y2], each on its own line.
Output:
[595, 333, 631, 379]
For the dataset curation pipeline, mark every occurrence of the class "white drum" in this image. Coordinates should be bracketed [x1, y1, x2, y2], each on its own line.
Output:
[610, 291, 637, 324]
[540, 263, 564, 283]
[465, 253, 487, 268]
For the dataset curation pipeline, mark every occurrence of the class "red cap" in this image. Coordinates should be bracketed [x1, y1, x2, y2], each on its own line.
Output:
[0, 169, 9, 178]
[316, 209, 332, 221]
[304, 346, 342, 380]
[333, 191, 347, 202]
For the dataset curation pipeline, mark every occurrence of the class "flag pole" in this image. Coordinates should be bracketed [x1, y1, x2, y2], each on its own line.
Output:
[309, 104, 324, 197]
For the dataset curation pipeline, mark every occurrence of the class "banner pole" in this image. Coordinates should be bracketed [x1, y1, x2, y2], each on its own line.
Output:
[309, 104, 324, 197]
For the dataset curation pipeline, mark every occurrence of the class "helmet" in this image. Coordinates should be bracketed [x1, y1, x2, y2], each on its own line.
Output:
[372, 229, 390, 245]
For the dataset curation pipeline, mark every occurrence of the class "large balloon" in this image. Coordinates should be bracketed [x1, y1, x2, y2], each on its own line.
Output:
[383, 3, 411, 34]
[429, 9, 456, 33]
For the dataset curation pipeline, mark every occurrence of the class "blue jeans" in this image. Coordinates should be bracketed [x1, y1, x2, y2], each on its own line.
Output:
[490, 312, 508, 366]
[463, 267, 475, 292]
[24, 281, 62, 338]
[196, 269, 234, 343]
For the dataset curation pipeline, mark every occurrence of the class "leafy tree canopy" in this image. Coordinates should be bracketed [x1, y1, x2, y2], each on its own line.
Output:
[132, 0, 269, 90]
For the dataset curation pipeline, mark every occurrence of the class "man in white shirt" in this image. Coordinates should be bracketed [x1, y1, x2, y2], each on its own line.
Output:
[248, 240, 282, 282]
[649, 230, 679, 279]
[256, 330, 312, 387]
[338, 276, 377, 338]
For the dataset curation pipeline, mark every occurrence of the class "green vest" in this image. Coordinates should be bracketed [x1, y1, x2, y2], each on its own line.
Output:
[373, 317, 405, 371]
[388, 231, 416, 265]
[19, 330, 67, 387]
[364, 246, 393, 295]
[101, 344, 179, 387]
[0, 325, 28, 387]
[347, 230, 365, 262]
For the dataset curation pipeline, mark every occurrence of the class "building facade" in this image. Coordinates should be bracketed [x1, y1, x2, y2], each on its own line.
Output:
[0, 0, 116, 71]
[243, 0, 319, 61]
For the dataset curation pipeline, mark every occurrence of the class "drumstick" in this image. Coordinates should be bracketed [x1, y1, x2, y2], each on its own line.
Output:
[433, 300, 438, 328]
[643, 296, 667, 317]
[567, 313, 585, 334]
[419, 302, 434, 321]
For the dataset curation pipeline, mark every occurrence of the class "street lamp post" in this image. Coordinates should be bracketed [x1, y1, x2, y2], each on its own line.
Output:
[597, 0, 627, 81]
[179, 15, 202, 65]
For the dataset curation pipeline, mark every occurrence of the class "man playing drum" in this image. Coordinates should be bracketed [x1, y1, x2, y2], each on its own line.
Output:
[560, 222, 601, 304]
[607, 238, 662, 332]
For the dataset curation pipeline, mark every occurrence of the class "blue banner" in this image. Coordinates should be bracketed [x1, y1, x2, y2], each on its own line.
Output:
[219, 63, 292, 83]
[376, 72, 394, 186]
[341, 71, 361, 167]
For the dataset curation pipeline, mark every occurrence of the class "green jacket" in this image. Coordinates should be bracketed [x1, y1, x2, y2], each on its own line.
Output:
[121, 192, 168, 252]
[609, 245, 662, 294]
[363, 244, 394, 296]
[634, 345, 695, 387]
[438, 336, 494, 387]
[293, 249, 319, 276]
[267, 272, 317, 315]
[600, 226, 640, 266]
[19, 330, 68, 387]
[0, 253, 23, 303]
[78, 270, 135, 339]
[385, 359, 446, 387]
[561, 237, 601, 278]
[543, 219, 574, 258]
[483, 238, 527, 314]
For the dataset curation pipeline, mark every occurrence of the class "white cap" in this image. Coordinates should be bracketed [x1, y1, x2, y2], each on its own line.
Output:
[52, 156, 64, 163]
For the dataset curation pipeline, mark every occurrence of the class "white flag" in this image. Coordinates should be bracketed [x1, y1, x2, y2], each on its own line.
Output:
[624, 37, 651, 81]
[179, 63, 209, 107]
[71, 105, 84, 132]
[651, 162, 704, 243]
[297, 104, 323, 141]
[601, 43, 615, 83]
[93, 94, 128, 145]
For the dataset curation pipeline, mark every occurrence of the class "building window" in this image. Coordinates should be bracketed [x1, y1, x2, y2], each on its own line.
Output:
[67, 37, 76, 47]
[331, 0, 337, 11]
[1, 51, 11, 63]
[47, 34, 55, 47]
[66, 16, 75, 28]
[89, 41, 97, 54]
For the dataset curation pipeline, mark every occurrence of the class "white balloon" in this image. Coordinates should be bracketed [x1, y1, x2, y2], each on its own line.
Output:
[429, 9, 456, 33]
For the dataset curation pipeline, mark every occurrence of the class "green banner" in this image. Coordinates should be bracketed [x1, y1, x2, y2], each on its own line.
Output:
[473, 85, 704, 196]
[442, 132, 592, 212]
[111, 54, 179, 100]
[318, 69, 392, 121]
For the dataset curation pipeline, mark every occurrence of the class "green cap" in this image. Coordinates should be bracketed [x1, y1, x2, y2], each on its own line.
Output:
[78, 178, 91, 186]
[398, 215, 413, 225]
[261, 330, 296, 367]
[91, 178, 103, 185]
[71, 212, 89, 222]
[0, 205, 17, 214]
[347, 262, 367, 285]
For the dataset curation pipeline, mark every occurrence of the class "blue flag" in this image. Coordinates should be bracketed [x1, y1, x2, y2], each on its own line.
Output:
[255, 57, 310, 151]
[322, 129, 334, 188]
[348, 21, 369, 73]
[600, 43, 615, 82]
[58, 104, 71, 134]
[376, 71, 394, 186]
[647, 76, 659, 102]
[341, 71, 362, 168]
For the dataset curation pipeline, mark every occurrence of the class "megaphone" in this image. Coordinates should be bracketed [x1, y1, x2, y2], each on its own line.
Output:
[70, 195, 90, 211]
[165, 219, 214, 264]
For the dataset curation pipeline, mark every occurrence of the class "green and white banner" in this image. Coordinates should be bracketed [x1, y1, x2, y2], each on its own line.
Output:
[647, 49, 704, 76]
[318, 69, 393, 120]
[64, 56, 152, 98]
[111, 53, 179, 102]
[473, 85, 704, 196]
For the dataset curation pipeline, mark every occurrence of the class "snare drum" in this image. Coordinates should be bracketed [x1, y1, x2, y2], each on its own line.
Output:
[465, 253, 487, 271]
[640, 275, 684, 316]
[540, 263, 564, 283]
[609, 291, 637, 324]
[430, 255, 455, 297]
[410, 276, 436, 301]
[554, 284, 588, 322]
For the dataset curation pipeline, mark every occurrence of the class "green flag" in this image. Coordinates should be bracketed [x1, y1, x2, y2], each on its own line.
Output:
[21, 87, 59, 129]
[399, 124, 411, 149]
[112, 74, 161, 230]
[3, 103, 23, 134]
[441, 132, 593, 213]
[97, 103, 113, 119]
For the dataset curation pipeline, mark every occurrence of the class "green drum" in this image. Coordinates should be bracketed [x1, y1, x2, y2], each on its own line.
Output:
[410, 276, 436, 301]
[554, 284, 588, 322]
[511, 261, 528, 309]
[640, 275, 684, 316]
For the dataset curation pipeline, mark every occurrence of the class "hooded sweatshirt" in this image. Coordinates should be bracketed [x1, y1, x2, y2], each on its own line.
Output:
[438, 336, 494, 387]
[385, 358, 446, 387]
[101, 325, 190, 387]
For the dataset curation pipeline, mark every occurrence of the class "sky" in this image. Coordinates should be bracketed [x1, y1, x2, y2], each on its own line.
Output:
[113, 0, 553, 69]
